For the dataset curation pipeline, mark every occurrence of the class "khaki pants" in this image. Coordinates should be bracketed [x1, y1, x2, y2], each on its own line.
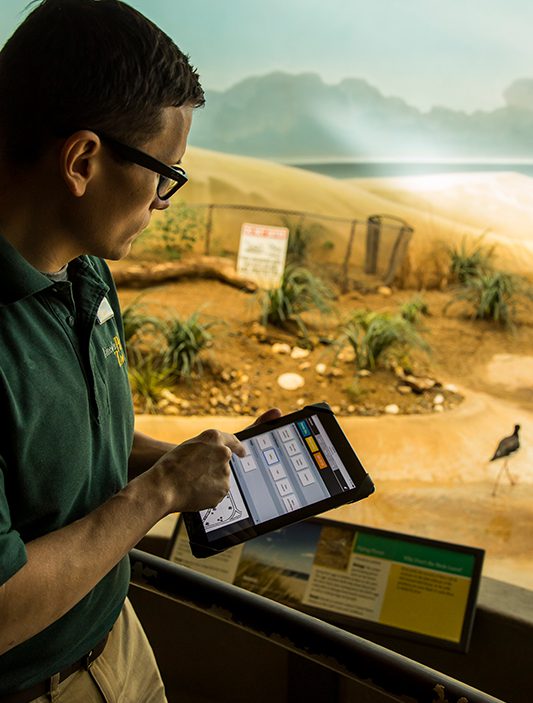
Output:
[31, 599, 167, 703]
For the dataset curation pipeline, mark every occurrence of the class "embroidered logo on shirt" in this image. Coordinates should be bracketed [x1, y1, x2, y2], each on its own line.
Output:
[102, 336, 126, 366]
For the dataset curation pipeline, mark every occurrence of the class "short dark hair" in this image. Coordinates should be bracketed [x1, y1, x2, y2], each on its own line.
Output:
[0, 0, 205, 165]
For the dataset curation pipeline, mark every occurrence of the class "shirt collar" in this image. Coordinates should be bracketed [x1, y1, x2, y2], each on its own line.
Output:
[0, 232, 54, 306]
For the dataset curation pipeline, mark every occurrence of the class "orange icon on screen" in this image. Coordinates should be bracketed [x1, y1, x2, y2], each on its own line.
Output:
[305, 436, 318, 453]
[314, 452, 327, 469]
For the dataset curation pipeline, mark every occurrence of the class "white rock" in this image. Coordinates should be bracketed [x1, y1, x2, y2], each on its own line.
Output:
[358, 369, 371, 377]
[378, 286, 392, 297]
[299, 361, 311, 371]
[271, 343, 291, 355]
[296, 397, 305, 407]
[327, 367, 344, 377]
[385, 404, 400, 415]
[433, 404, 444, 413]
[277, 373, 305, 391]
[315, 363, 327, 375]
[433, 394, 445, 405]
[444, 383, 458, 393]
[291, 346, 310, 360]
[397, 385, 412, 395]
[160, 388, 181, 405]
[163, 405, 180, 415]
[337, 346, 356, 363]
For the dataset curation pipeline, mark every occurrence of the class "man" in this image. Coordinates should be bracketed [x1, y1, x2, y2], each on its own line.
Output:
[0, 1, 280, 700]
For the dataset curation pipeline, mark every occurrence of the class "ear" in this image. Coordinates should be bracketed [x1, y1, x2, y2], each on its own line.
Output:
[59, 131, 102, 197]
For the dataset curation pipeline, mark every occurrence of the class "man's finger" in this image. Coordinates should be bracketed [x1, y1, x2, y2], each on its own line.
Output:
[221, 432, 246, 458]
[247, 407, 282, 429]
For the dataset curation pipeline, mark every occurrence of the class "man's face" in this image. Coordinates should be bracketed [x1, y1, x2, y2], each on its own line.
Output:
[81, 105, 193, 261]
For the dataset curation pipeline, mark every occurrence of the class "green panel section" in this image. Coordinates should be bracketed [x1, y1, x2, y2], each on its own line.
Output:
[354, 532, 474, 577]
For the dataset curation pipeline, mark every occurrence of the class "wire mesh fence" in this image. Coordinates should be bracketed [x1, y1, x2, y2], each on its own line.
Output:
[138, 202, 414, 291]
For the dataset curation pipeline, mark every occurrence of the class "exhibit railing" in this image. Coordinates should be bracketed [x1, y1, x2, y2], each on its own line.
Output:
[130, 549, 504, 703]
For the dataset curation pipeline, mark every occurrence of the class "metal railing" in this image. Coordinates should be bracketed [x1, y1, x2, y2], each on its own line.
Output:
[130, 549, 504, 703]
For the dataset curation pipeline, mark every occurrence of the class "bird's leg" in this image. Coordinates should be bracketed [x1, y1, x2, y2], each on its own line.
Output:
[504, 458, 516, 486]
[492, 464, 504, 497]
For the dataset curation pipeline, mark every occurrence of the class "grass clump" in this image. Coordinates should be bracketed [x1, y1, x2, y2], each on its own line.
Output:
[400, 295, 430, 325]
[128, 355, 172, 414]
[281, 216, 325, 266]
[122, 297, 161, 343]
[163, 311, 216, 379]
[259, 265, 334, 336]
[448, 235, 495, 285]
[338, 310, 430, 370]
[447, 271, 530, 327]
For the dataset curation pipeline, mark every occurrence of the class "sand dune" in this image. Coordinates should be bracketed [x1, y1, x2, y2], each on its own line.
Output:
[175, 147, 533, 287]
[355, 171, 533, 282]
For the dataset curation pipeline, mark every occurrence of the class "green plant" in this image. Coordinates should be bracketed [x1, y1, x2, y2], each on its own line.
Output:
[339, 310, 430, 370]
[281, 216, 325, 265]
[141, 200, 205, 260]
[447, 270, 529, 326]
[259, 265, 334, 335]
[121, 298, 161, 344]
[128, 355, 172, 414]
[345, 379, 366, 402]
[163, 311, 216, 379]
[448, 235, 495, 285]
[400, 295, 430, 325]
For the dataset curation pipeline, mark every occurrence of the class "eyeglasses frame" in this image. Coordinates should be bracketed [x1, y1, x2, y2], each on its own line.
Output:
[95, 132, 188, 200]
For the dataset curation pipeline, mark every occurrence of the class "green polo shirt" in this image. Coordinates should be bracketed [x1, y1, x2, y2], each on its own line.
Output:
[0, 233, 134, 693]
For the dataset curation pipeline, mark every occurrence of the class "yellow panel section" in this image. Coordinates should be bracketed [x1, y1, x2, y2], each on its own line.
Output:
[379, 564, 470, 642]
[305, 436, 318, 453]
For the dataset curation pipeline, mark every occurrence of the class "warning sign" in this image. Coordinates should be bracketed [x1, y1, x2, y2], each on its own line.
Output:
[236, 222, 289, 289]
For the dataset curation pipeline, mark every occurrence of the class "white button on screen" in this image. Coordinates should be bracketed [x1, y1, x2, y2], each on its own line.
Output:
[297, 468, 316, 486]
[256, 435, 272, 450]
[241, 456, 257, 472]
[263, 448, 279, 465]
[284, 440, 299, 456]
[291, 454, 308, 470]
[276, 426, 296, 442]
[276, 479, 293, 496]
[268, 463, 287, 481]
[282, 494, 301, 511]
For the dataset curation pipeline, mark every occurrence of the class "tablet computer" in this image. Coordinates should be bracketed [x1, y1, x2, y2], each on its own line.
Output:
[183, 402, 375, 557]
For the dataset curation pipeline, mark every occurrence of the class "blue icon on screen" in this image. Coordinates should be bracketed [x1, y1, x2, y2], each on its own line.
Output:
[296, 420, 311, 437]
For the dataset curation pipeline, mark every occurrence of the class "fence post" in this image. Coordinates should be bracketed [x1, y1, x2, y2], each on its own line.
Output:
[365, 216, 380, 274]
[204, 204, 214, 255]
[341, 220, 357, 293]
[383, 225, 414, 285]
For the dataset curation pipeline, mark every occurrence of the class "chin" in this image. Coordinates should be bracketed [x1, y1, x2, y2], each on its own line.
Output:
[104, 241, 133, 261]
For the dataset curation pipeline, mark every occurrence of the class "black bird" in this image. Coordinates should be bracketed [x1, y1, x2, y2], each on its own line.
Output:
[490, 424, 520, 496]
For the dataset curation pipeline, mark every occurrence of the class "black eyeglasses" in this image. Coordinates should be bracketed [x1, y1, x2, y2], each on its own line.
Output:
[96, 133, 188, 200]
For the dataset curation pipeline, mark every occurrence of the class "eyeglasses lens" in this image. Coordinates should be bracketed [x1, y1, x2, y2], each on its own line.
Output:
[158, 176, 176, 199]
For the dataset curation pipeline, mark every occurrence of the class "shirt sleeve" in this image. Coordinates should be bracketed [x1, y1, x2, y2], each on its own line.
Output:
[0, 453, 28, 586]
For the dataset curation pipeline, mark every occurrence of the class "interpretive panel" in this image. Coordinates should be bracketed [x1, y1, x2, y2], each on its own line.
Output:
[168, 516, 484, 651]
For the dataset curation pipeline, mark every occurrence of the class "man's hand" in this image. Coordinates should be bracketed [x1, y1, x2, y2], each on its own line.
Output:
[246, 407, 282, 429]
[148, 429, 246, 513]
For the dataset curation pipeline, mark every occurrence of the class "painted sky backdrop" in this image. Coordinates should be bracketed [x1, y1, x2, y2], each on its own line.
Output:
[1, 0, 533, 113]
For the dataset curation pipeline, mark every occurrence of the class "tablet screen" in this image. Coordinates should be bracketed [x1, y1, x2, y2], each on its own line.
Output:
[199, 413, 357, 543]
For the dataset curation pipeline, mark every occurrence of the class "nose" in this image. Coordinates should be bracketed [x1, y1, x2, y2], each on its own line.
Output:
[151, 195, 171, 211]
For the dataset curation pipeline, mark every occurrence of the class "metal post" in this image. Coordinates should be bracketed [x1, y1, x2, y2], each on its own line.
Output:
[204, 204, 214, 255]
[365, 216, 381, 274]
[341, 220, 357, 293]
